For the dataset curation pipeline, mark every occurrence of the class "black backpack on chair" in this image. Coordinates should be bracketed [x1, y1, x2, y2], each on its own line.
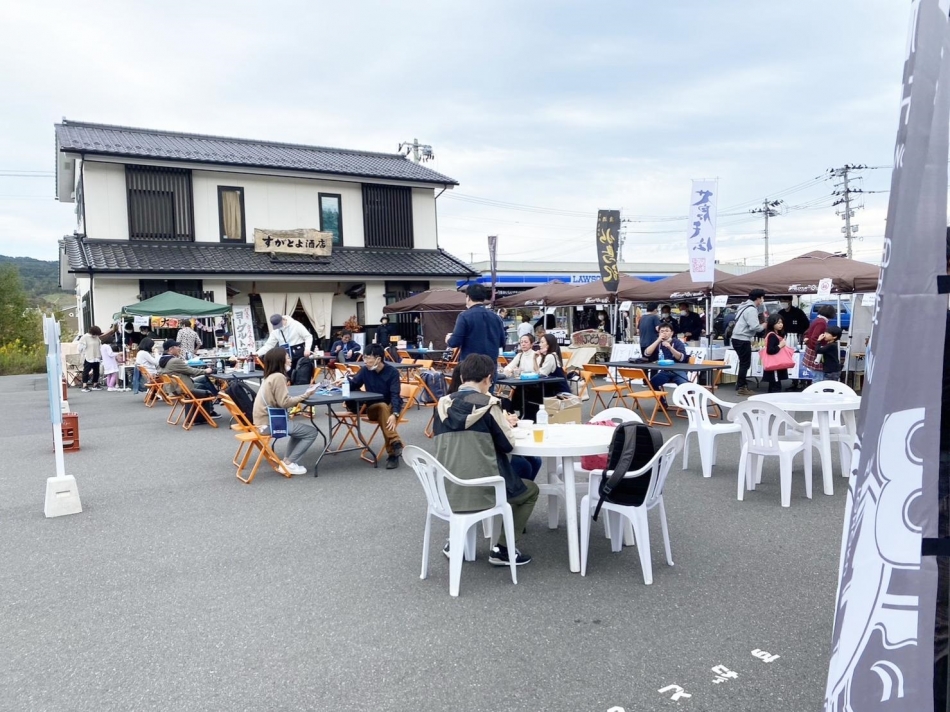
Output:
[227, 379, 257, 423]
[592, 422, 664, 521]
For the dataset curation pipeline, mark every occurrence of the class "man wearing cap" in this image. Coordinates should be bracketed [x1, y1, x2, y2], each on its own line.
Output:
[731, 289, 767, 396]
[158, 340, 221, 421]
[257, 314, 313, 369]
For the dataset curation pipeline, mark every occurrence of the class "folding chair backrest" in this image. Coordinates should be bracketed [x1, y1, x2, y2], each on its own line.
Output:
[399, 382, 421, 416]
[219, 394, 254, 430]
[702, 359, 726, 387]
[416, 359, 434, 369]
[583, 363, 609, 377]
[401, 358, 416, 364]
[728, 401, 797, 455]
[617, 367, 653, 390]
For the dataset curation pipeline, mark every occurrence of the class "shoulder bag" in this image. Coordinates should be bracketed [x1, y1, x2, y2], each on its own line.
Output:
[761, 333, 795, 372]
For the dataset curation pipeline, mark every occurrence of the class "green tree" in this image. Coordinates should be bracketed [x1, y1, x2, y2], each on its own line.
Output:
[0, 264, 38, 346]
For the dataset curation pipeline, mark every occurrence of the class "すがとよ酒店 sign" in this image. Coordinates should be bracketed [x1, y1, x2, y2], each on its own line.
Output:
[253, 228, 333, 257]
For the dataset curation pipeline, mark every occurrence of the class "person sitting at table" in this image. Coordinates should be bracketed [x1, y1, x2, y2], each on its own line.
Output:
[133, 337, 160, 395]
[433, 353, 538, 566]
[763, 314, 790, 394]
[329, 330, 362, 365]
[676, 302, 704, 342]
[642, 323, 690, 393]
[158, 339, 222, 422]
[344, 344, 404, 470]
[815, 325, 844, 383]
[503, 334, 540, 377]
[538, 334, 572, 396]
[253, 347, 318, 476]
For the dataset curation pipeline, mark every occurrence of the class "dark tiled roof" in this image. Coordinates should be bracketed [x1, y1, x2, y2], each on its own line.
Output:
[60, 236, 476, 278]
[55, 120, 458, 186]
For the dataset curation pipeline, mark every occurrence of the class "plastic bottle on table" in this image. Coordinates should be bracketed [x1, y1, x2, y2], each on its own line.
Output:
[536, 403, 549, 425]
[341, 378, 351, 397]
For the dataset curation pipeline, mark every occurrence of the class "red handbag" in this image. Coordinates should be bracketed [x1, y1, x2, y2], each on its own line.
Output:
[761, 334, 796, 372]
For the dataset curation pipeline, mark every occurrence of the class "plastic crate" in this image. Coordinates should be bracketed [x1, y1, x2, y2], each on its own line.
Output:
[60, 413, 80, 452]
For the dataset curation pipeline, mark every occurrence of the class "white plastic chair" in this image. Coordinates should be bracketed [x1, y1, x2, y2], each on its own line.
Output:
[728, 401, 813, 507]
[671, 383, 740, 479]
[403, 446, 518, 597]
[802, 381, 858, 476]
[579, 434, 684, 584]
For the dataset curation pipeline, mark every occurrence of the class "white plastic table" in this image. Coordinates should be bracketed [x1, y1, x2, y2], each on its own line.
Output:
[512, 423, 614, 573]
[749, 392, 861, 496]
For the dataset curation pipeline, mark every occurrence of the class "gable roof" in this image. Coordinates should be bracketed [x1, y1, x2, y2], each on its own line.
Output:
[55, 120, 458, 186]
[60, 236, 476, 278]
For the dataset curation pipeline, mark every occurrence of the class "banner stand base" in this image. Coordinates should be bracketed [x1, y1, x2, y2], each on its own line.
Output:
[44, 475, 82, 518]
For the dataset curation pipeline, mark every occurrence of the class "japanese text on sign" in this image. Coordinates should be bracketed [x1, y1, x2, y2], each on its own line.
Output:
[253, 228, 333, 257]
[595, 209, 621, 293]
[231, 306, 255, 359]
[687, 180, 717, 282]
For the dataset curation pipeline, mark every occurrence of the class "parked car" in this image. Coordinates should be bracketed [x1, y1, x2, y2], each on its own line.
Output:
[809, 300, 851, 330]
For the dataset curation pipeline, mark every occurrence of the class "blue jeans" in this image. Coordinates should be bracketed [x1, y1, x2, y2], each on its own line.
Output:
[650, 370, 689, 391]
[132, 367, 142, 393]
[511, 455, 542, 481]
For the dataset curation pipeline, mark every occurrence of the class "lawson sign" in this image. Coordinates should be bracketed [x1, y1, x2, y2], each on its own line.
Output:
[570, 274, 601, 284]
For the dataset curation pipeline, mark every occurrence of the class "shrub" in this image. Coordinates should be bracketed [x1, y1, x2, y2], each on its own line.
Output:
[0, 338, 45, 376]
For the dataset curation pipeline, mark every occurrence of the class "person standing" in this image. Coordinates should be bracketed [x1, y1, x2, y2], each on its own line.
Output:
[637, 302, 661, 348]
[814, 326, 844, 383]
[345, 344, 405, 469]
[77, 325, 104, 392]
[516, 314, 534, 340]
[446, 284, 506, 393]
[676, 302, 704, 341]
[374, 316, 395, 349]
[176, 320, 203, 358]
[257, 314, 313, 369]
[762, 315, 790, 393]
[731, 289, 766, 396]
[777, 298, 809, 390]
[802, 305, 836, 382]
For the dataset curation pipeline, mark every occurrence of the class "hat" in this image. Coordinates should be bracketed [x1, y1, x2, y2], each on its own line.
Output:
[270, 314, 283, 327]
[162, 339, 180, 350]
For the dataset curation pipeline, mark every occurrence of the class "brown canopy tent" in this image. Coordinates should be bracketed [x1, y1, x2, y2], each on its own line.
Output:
[713, 251, 880, 295]
[619, 269, 734, 302]
[382, 289, 467, 350]
[495, 281, 578, 308]
[544, 274, 648, 306]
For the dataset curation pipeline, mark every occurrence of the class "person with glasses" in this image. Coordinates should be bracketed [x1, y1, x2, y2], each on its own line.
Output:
[344, 344, 405, 469]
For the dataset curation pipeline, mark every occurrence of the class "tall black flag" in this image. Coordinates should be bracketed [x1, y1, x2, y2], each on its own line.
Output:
[596, 210, 621, 293]
[825, 1, 950, 710]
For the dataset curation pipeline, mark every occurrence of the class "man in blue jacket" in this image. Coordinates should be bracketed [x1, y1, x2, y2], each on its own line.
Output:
[446, 284, 506, 392]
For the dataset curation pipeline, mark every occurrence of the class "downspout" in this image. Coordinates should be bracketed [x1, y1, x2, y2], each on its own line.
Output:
[79, 154, 96, 326]
[434, 184, 448, 250]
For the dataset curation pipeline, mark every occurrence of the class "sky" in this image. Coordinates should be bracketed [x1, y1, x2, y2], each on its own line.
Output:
[0, 0, 915, 267]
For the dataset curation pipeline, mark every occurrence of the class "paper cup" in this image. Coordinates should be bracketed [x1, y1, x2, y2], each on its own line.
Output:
[532, 428, 545, 443]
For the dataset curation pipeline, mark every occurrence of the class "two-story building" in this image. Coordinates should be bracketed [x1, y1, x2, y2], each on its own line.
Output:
[55, 119, 475, 346]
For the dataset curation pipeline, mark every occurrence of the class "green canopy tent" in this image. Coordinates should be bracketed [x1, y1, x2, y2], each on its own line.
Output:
[116, 291, 231, 319]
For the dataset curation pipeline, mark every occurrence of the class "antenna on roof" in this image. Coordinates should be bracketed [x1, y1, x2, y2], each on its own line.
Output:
[398, 138, 434, 163]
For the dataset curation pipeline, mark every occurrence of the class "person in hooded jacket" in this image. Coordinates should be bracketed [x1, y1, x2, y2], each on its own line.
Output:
[433, 353, 539, 566]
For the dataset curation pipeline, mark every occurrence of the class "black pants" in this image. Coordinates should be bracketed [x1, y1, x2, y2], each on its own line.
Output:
[82, 360, 100, 387]
[733, 339, 752, 389]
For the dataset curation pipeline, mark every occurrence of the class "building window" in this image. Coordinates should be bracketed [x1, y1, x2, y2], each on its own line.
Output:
[362, 184, 413, 248]
[218, 186, 246, 242]
[126, 166, 194, 241]
[319, 193, 343, 246]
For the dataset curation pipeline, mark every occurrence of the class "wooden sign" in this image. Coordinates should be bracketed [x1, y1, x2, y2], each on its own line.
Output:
[253, 228, 333, 257]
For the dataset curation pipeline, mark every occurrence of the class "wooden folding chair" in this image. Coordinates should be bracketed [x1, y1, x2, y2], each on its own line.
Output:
[362, 383, 421, 463]
[168, 374, 218, 430]
[582, 364, 630, 415]
[218, 395, 291, 483]
[139, 366, 170, 407]
[158, 374, 186, 425]
[397, 350, 411, 360]
[617, 367, 673, 427]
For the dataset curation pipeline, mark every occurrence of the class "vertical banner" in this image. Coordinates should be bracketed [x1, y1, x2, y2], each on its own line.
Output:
[687, 180, 717, 283]
[231, 306, 256, 358]
[488, 234, 498, 305]
[596, 210, 621, 293]
[825, 2, 950, 710]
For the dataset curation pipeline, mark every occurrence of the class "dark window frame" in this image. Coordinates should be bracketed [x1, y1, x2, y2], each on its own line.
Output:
[318, 192, 343, 246]
[217, 185, 247, 243]
[362, 184, 414, 249]
[125, 165, 195, 241]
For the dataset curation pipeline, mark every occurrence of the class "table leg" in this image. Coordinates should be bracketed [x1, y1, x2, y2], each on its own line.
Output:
[305, 407, 328, 476]
[818, 411, 834, 496]
[563, 456, 580, 573]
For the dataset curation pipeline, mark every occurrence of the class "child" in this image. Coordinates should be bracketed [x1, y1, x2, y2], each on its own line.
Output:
[815, 325, 843, 383]
[100, 342, 121, 391]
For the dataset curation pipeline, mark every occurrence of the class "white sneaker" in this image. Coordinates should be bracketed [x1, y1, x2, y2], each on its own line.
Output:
[282, 461, 307, 475]
[107, 387, 117, 392]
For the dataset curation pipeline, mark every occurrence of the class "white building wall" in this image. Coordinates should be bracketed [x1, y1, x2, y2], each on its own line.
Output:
[83, 162, 129, 241]
[411, 187, 437, 249]
[92, 278, 140, 327]
[192, 171, 365, 247]
[364, 283, 387, 325]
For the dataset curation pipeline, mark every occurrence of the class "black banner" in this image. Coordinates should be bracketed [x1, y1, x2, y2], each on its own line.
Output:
[596, 209, 621, 293]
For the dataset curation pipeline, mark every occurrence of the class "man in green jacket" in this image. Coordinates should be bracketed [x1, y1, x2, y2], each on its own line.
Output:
[433, 353, 539, 566]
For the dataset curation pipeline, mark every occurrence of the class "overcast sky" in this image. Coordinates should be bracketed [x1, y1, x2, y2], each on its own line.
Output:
[0, 0, 912, 267]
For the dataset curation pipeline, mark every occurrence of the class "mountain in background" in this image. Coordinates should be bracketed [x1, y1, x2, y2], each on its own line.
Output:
[0, 255, 71, 306]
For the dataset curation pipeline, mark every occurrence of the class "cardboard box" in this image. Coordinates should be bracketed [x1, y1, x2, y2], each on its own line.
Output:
[548, 403, 582, 424]
[544, 395, 582, 411]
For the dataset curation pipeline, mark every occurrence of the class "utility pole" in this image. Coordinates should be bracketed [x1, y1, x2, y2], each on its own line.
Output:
[750, 199, 783, 266]
[398, 138, 434, 163]
[830, 164, 866, 259]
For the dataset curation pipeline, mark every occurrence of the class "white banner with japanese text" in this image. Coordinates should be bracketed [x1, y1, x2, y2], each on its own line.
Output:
[687, 180, 717, 283]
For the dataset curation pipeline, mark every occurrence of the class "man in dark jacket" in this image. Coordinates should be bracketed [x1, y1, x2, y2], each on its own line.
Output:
[446, 284, 506, 392]
[158, 339, 221, 421]
[637, 302, 661, 347]
[347, 344, 404, 469]
[676, 302, 705, 341]
[434, 354, 538, 565]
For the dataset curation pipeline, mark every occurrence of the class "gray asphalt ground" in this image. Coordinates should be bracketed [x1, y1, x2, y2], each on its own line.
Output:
[0, 373, 847, 712]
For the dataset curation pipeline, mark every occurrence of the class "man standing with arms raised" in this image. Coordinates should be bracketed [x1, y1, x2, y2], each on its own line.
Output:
[446, 284, 506, 393]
